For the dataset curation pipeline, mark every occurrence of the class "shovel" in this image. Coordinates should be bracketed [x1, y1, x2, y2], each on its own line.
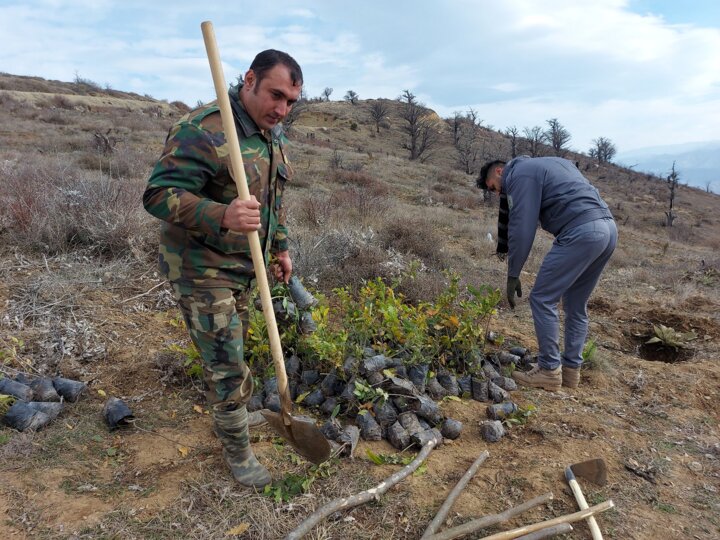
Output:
[201, 21, 331, 465]
[565, 458, 607, 539]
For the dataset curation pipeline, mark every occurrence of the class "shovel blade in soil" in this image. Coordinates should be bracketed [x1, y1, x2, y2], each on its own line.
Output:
[570, 458, 608, 486]
[260, 409, 331, 465]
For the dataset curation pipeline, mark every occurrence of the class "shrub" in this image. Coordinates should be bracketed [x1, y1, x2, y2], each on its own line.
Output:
[379, 216, 447, 269]
[0, 155, 155, 258]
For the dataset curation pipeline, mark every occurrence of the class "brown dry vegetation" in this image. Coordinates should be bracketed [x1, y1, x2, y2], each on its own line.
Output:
[0, 75, 718, 540]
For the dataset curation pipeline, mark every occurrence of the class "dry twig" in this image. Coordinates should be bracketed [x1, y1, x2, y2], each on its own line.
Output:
[286, 435, 440, 540]
[421, 449, 490, 538]
[425, 492, 554, 540]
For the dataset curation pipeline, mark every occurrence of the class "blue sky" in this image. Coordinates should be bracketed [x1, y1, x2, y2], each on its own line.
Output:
[1, 0, 719, 154]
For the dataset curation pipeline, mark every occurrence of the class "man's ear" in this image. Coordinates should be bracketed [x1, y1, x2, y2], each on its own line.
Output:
[244, 69, 255, 89]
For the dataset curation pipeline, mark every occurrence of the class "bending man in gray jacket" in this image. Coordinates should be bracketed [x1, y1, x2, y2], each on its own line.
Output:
[478, 156, 617, 391]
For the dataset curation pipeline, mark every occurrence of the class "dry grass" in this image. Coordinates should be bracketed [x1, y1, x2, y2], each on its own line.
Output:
[1, 74, 720, 540]
[0, 154, 156, 258]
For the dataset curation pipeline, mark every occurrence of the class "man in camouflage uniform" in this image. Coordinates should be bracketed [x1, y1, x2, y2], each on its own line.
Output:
[144, 50, 303, 488]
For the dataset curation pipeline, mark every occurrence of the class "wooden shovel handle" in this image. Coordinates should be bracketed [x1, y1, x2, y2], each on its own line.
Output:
[567, 474, 604, 539]
[201, 21, 292, 424]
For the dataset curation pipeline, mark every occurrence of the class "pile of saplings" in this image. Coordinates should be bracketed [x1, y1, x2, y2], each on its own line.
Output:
[248, 345, 531, 451]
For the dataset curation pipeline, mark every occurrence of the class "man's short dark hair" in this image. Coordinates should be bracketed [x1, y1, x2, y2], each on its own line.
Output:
[250, 49, 303, 87]
[477, 160, 507, 190]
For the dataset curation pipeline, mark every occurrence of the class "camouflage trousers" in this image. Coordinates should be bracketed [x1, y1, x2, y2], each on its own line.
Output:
[170, 283, 254, 406]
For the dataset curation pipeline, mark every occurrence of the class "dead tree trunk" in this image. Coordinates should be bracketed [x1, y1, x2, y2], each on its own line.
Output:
[665, 162, 679, 227]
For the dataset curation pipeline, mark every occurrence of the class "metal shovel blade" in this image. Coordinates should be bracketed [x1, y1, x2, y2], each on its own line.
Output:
[570, 458, 608, 486]
[261, 409, 331, 465]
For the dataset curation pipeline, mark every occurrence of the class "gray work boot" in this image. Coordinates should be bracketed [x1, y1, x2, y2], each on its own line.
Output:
[512, 365, 562, 391]
[213, 403, 271, 488]
[562, 366, 581, 389]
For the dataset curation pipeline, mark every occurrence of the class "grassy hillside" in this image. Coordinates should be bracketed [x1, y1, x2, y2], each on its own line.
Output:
[0, 74, 718, 539]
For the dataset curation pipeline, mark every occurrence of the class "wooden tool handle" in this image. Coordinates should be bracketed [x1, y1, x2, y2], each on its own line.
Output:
[477, 500, 614, 540]
[568, 476, 604, 539]
[201, 21, 292, 423]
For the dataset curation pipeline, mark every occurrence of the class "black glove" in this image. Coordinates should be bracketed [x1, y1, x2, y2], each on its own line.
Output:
[506, 276, 522, 308]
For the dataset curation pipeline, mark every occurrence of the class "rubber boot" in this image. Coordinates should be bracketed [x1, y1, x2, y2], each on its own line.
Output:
[212, 403, 271, 488]
[562, 366, 581, 389]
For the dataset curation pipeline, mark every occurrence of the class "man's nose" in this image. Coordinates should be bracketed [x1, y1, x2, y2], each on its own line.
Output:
[275, 102, 289, 118]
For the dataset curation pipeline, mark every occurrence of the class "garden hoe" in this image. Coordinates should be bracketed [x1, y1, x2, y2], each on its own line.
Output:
[565, 458, 608, 539]
[201, 21, 331, 465]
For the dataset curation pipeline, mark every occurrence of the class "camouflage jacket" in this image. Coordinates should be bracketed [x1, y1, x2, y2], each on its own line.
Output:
[143, 88, 292, 288]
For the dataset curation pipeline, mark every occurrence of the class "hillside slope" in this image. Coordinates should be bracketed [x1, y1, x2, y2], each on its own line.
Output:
[0, 74, 718, 540]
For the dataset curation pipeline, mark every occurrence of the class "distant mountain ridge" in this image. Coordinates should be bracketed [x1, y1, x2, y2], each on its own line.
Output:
[615, 141, 720, 192]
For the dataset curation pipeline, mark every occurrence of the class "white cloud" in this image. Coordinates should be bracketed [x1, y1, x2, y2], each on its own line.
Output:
[0, 0, 718, 152]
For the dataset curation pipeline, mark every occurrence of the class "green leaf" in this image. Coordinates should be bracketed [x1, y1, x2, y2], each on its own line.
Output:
[443, 395, 462, 402]
[365, 449, 385, 465]
[330, 404, 341, 419]
[295, 391, 311, 403]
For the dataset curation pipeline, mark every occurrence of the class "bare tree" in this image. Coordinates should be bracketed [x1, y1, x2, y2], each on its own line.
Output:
[454, 108, 483, 175]
[367, 101, 389, 133]
[523, 126, 546, 157]
[504, 126, 520, 158]
[321, 87, 333, 101]
[665, 162, 679, 227]
[589, 137, 617, 163]
[398, 89, 439, 162]
[545, 118, 571, 156]
[281, 96, 308, 135]
[344, 90, 359, 105]
[449, 111, 463, 145]
[706, 181, 713, 194]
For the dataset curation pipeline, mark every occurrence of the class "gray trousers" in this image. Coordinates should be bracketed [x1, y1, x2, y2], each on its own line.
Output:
[529, 218, 617, 369]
